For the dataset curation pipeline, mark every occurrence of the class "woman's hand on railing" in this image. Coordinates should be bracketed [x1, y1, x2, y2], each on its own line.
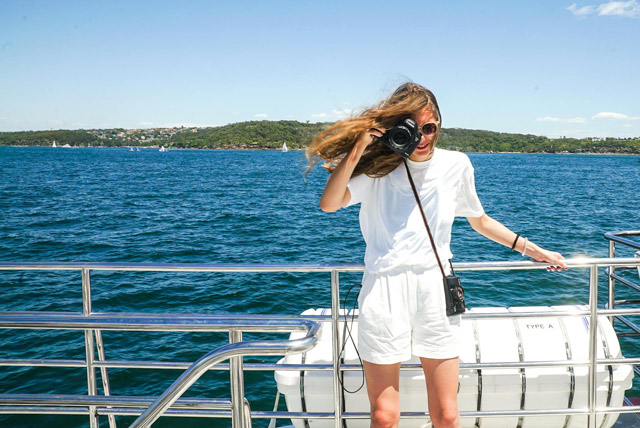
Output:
[529, 246, 568, 271]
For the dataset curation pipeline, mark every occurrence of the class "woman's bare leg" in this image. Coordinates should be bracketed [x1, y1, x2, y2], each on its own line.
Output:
[420, 357, 460, 428]
[363, 360, 401, 428]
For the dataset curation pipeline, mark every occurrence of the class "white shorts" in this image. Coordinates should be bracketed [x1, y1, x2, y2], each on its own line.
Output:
[357, 266, 461, 364]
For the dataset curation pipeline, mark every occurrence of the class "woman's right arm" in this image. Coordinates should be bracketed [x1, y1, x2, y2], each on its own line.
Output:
[319, 129, 381, 212]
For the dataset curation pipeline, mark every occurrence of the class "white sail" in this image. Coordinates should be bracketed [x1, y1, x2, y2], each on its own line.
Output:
[282, 142, 288, 152]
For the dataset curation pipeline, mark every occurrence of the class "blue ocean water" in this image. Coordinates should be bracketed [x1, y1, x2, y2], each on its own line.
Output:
[0, 147, 639, 427]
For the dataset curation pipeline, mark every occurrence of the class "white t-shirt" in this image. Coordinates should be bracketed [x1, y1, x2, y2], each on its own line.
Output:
[346, 148, 484, 273]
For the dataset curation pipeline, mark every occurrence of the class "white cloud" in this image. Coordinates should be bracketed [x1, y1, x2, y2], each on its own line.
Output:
[568, 0, 640, 17]
[567, 3, 596, 17]
[138, 121, 154, 127]
[332, 109, 354, 119]
[253, 113, 268, 119]
[537, 116, 561, 122]
[598, 0, 640, 16]
[311, 109, 354, 121]
[536, 116, 587, 123]
[592, 111, 640, 120]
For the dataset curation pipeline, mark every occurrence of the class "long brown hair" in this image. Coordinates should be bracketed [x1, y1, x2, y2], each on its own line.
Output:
[306, 82, 441, 178]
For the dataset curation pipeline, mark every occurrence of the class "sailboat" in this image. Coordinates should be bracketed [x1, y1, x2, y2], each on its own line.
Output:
[282, 142, 288, 152]
[52, 141, 57, 148]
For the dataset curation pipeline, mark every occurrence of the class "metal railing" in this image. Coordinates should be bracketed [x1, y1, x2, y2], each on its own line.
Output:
[606, 230, 640, 417]
[1, 255, 639, 428]
[606, 230, 640, 326]
[0, 262, 324, 428]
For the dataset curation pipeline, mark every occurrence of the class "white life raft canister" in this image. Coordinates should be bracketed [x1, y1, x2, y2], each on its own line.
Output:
[275, 306, 634, 428]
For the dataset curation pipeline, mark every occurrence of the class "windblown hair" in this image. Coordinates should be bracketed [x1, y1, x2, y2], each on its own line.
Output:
[306, 82, 441, 178]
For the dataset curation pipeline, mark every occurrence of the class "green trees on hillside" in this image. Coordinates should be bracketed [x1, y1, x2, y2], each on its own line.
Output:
[1, 122, 639, 154]
[169, 121, 330, 149]
[437, 128, 640, 153]
[0, 130, 98, 147]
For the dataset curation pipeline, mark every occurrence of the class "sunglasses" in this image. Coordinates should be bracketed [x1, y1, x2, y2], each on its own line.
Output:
[420, 122, 438, 137]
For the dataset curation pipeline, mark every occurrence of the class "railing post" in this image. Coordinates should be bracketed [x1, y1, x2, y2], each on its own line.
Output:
[81, 268, 99, 428]
[608, 240, 616, 327]
[587, 264, 598, 428]
[95, 329, 117, 428]
[229, 329, 246, 428]
[330, 269, 343, 428]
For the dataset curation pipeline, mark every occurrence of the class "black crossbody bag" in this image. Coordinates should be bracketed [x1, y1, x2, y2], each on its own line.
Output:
[403, 160, 466, 316]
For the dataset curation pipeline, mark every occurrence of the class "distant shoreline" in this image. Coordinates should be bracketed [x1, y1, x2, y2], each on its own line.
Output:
[1, 145, 638, 156]
[1, 121, 639, 154]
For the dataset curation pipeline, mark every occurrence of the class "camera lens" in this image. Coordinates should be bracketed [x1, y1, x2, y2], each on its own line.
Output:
[392, 133, 408, 145]
[389, 127, 410, 147]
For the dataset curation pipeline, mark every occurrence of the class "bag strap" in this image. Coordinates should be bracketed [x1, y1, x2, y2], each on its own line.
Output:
[403, 159, 447, 279]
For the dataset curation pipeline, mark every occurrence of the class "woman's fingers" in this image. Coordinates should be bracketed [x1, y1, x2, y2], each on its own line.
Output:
[553, 253, 569, 271]
[367, 127, 384, 138]
[356, 127, 385, 149]
[542, 251, 569, 272]
[540, 250, 568, 271]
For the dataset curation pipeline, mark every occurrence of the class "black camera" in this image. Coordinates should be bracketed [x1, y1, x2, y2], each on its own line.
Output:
[378, 118, 422, 158]
[443, 275, 466, 316]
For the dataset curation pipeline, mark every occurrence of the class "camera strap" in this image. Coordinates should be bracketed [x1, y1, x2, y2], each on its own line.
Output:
[402, 159, 447, 278]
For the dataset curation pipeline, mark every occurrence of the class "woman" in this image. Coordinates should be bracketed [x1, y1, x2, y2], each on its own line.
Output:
[306, 82, 567, 428]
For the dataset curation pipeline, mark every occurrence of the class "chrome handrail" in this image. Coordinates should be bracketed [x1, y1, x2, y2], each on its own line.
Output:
[605, 230, 640, 423]
[0, 257, 639, 271]
[0, 312, 320, 428]
[605, 230, 640, 251]
[1, 256, 640, 428]
[131, 320, 320, 428]
[606, 231, 640, 321]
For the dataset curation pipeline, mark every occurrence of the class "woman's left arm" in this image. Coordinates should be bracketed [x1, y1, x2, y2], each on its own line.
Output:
[467, 213, 568, 271]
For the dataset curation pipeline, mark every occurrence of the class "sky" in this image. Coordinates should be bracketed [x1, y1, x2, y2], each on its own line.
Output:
[1, 0, 639, 138]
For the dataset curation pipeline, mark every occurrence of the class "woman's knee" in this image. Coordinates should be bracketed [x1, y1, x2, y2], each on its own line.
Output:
[430, 405, 459, 428]
[370, 405, 400, 428]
